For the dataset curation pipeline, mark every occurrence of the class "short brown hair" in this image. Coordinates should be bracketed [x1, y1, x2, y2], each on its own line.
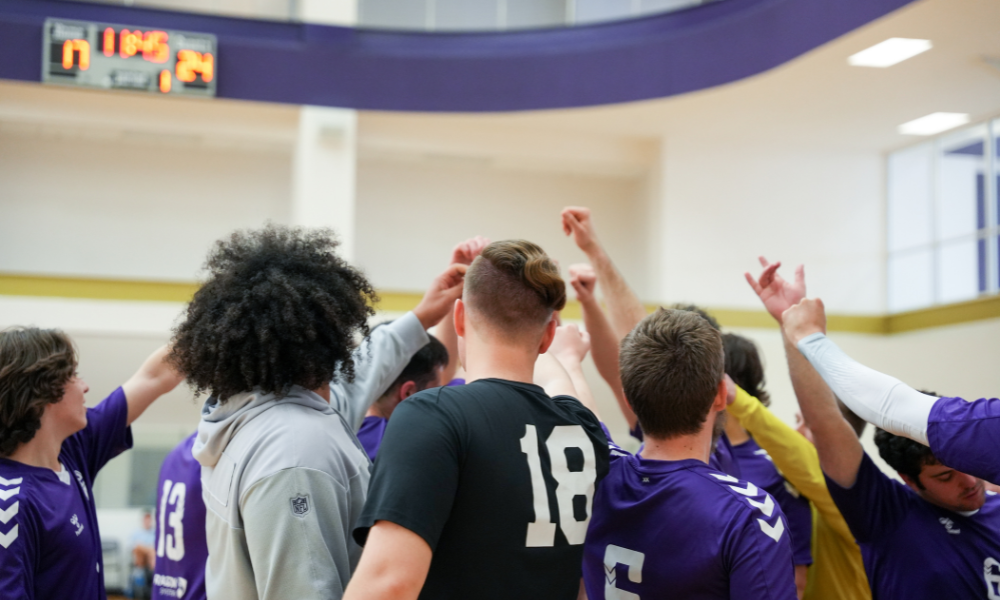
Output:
[464, 240, 566, 341]
[619, 309, 724, 439]
[0, 327, 77, 456]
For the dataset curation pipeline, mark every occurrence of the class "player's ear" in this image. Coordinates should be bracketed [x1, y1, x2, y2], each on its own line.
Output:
[711, 379, 728, 412]
[538, 316, 558, 354]
[454, 299, 466, 337]
[898, 473, 921, 493]
[399, 381, 418, 400]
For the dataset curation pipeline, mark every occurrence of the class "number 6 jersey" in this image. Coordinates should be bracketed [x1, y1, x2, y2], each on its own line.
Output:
[353, 378, 610, 600]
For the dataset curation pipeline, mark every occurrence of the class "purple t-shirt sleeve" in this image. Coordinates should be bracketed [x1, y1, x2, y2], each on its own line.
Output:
[727, 505, 798, 600]
[71, 387, 134, 480]
[0, 504, 37, 600]
[825, 453, 910, 544]
[927, 396, 1000, 485]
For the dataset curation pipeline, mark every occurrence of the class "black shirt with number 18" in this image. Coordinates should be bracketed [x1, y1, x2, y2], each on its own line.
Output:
[353, 378, 610, 600]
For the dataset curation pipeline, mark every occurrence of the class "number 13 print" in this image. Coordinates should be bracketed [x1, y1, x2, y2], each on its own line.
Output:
[520, 424, 597, 547]
[156, 480, 187, 561]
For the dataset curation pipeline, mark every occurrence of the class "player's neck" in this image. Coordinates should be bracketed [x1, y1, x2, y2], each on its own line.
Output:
[462, 337, 538, 385]
[7, 426, 65, 471]
[641, 428, 716, 464]
[724, 416, 750, 445]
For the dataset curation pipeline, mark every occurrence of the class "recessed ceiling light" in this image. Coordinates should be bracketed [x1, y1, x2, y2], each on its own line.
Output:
[898, 113, 970, 136]
[848, 38, 932, 68]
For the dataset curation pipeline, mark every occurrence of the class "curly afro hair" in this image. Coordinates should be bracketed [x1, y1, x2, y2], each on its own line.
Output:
[0, 327, 77, 456]
[169, 224, 378, 402]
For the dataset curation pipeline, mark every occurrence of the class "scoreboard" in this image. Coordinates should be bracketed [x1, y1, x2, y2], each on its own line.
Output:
[42, 18, 217, 97]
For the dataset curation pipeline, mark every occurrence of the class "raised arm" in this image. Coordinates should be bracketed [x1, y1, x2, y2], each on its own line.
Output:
[745, 260, 862, 487]
[122, 345, 185, 425]
[782, 298, 937, 445]
[569, 263, 631, 428]
[333, 263, 467, 428]
[432, 237, 489, 384]
[543, 324, 601, 420]
[561, 207, 646, 340]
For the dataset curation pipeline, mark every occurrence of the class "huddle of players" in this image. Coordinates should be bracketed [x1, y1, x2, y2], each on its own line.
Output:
[1, 207, 999, 600]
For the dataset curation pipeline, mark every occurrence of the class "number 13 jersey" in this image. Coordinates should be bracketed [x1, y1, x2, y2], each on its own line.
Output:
[353, 378, 610, 600]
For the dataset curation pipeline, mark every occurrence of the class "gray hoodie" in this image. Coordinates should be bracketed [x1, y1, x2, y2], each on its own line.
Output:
[194, 312, 428, 600]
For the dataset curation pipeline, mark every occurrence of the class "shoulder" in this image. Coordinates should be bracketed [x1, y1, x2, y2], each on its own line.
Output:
[235, 405, 368, 486]
[696, 470, 788, 538]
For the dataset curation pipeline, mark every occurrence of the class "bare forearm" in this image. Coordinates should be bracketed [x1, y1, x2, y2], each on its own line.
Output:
[123, 345, 185, 425]
[783, 333, 863, 488]
[580, 296, 632, 428]
[558, 357, 602, 420]
[534, 353, 577, 399]
[588, 249, 646, 341]
[432, 303, 460, 384]
[344, 522, 430, 600]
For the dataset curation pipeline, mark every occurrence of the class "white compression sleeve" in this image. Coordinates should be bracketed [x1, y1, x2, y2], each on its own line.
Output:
[797, 333, 938, 445]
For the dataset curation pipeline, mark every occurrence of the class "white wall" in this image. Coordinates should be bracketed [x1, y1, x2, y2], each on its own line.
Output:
[654, 136, 886, 314]
[0, 130, 292, 282]
[355, 156, 652, 297]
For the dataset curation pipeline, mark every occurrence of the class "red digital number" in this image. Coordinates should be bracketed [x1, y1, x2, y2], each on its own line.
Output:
[175, 50, 214, 84]
[143, 31, 170, 63]
[159, 70, 172, 93]
[103, 27, 115, 57]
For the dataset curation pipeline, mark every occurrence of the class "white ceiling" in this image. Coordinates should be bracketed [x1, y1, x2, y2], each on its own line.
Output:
[361, 0, 1000, 156]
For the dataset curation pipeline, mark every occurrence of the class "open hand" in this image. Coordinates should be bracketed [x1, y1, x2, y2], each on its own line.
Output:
[568, 263, 597, 303]
[744, 257, 806, 324]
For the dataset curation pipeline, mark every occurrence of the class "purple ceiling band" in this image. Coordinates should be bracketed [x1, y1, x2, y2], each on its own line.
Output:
[0, 0, 916, 112]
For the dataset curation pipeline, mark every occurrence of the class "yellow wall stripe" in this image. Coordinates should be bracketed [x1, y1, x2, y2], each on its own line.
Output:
[2, 273, 998, 335]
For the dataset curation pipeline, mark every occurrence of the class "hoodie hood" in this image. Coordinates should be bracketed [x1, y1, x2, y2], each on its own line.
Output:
[193, 386, 335, 468]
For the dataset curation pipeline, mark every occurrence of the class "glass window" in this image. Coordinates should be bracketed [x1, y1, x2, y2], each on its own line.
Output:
[888, 249, 934, 313]
[639, 0, 703, 17]
[506, 0, 566, 29]
[575, 0, 635, 25]
[887, 142, 933, 253]
[937, 125, 986, 242]
[936, 237, 979, 304]
[435, 0, 500, 30]
[359, 0, 430, 29]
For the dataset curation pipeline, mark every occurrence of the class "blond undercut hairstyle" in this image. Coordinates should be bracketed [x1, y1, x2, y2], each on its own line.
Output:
[464, 240, 567, 342]
[619, 309, 724, 439]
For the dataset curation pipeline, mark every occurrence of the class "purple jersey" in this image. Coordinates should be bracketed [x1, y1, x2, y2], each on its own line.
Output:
[357, 415, 388, 462]
[152, 432, 207, 600]
[928, 396, 1000, 486]
[827, 452, 1000, 599]
[0, 388, 133, 600]
[731, 437, 813, 566]
[584, 429, 796, 599]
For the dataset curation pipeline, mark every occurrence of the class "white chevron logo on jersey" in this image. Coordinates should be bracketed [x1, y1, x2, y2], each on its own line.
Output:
[0, 525, 17, 549]
[747, 494, 775, 517]
[0, 488, 19, 502]
[0, 502, 17, 525]
[728, 481, 759, 497]
[758, 517, 785, 543]
[710, 473, 739, 483]
[0, 477, 22, 487]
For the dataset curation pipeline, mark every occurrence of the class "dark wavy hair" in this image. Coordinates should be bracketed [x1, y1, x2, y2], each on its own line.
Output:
[169, 224, 377, 402]
[0, 327, 77, 456]
[722, 332, 770, 407]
